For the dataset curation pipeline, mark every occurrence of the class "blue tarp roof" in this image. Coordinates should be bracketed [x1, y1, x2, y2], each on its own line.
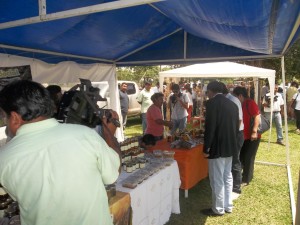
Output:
[0, 0, 299, 65]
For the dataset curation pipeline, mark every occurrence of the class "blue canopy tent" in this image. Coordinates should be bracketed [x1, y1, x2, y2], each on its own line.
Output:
[0, 0, 300, 223]
[0, 0, 299, 65]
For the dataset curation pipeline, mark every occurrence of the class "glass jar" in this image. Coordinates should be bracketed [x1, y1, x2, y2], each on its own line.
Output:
[126, 164, 133, 173]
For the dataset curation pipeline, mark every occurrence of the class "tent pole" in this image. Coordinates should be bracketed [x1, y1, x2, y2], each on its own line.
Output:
[296, 171, 300, 225]
[255, 161, 285, 167]
[253, 77, 259, 103]
[281, 56, 296, 224]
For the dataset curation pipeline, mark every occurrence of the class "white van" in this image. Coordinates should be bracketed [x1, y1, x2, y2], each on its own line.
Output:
[92, 81, 141, 117]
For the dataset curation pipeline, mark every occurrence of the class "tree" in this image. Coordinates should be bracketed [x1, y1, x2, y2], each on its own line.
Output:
[284, 39, 300, 82]
[116, 66, 160, 86]
[260, 39, 300, 83]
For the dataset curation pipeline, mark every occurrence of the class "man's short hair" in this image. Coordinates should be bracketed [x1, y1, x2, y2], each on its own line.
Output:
[291, 81, 299, 88]
[171, 84, 180, 91]
[207, 81, 223, 93]
[233, 86, 248, 98]
[219, 82, 229, 94]
[0, 80, 53, 121]
[46, 85, 62, 95]
[151, 92, 164, 102]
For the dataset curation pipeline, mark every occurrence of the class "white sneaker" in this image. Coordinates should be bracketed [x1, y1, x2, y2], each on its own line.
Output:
[232, 192, 240, 201]
[296, 129, 300, 134]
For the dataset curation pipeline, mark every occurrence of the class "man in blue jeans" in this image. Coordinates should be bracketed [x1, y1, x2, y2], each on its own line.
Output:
[262, 84, 285, 145]
[221, 83, 244, 199]
[201, 81, 239, 216]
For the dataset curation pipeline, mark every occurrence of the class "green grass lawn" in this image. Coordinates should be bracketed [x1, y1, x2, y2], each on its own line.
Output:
[124, 117, 300, 225]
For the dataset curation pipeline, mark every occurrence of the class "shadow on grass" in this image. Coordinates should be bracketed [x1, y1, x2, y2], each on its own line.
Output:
[259, 139, 284, 144]
[166, 178, 211, 225]
[126, 116, 142, 125]
[124, 116, 143, 137]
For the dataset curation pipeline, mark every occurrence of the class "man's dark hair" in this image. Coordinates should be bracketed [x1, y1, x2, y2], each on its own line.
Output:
[0, 80, 53, 121]
[233, 86, 249, 98]
[46, 85, 61, 95]
[171, 84, 180, 91]
[46, 85, 62, 106]
[220, 82, 229, 94]
[207, 81, 223, 93]
[141, 134, 156, 146]
[291, 81, 299, 88]
[151, 92, 164, 102]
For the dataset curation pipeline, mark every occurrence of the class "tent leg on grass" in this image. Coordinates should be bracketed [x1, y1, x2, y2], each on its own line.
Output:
[255, 160, 296, 224]
[281, 56, 296, 224]
[255, 160, 285, 167]
[256, 57, 296, 224]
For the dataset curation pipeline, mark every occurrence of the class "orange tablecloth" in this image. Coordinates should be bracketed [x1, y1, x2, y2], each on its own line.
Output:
[148, 139, 208, 190]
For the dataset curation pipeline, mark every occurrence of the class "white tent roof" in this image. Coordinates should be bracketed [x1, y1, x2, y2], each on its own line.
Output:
[159, 61, 275, 80]
[159, 61, 275, 107]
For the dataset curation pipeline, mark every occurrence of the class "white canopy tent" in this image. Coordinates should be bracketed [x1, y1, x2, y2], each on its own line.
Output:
[0, 53, 124, 141]
[159, 61, 298, 222]
[159, 61, 277, 144]
[159, 61, 277, 120]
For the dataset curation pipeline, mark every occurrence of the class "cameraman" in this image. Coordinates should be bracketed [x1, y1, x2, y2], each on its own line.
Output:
[262, 84, 285, 145]
[0, 80, 121, 225]
[168, 83, 190, 134]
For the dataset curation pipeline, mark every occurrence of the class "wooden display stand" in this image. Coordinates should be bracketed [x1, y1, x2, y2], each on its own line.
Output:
[109, 191, 132, 225]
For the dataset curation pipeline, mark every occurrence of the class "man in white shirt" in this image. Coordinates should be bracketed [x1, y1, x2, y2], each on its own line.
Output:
[152, 82, 160, 93]
[260, 81, 269, 114]
[0, 80, 121, 225]
[137, 81, 154, 134]
[292, 90, 300, 134]
[168, 84, 189, 134]
[263, 84, 285, 145]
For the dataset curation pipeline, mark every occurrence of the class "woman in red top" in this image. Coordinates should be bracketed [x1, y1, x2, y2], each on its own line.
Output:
[145, 92, 173, 140]
[233, 86, 261, 185]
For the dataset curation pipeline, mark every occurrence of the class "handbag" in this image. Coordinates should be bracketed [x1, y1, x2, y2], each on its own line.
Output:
[246, 101, 270, 134]
[291, 93, 299, 109]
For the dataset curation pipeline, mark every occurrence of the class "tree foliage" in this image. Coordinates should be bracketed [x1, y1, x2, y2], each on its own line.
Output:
[116, 40, 300, 85]
[117, 66, 160, 85]
[283, 39, 300, 82]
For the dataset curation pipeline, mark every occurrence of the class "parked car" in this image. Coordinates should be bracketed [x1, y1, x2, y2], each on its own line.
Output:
[92, 80, 141, 117]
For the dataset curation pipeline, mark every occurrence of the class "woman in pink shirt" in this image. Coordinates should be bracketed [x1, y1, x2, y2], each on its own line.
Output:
[145, 92, 173, 140]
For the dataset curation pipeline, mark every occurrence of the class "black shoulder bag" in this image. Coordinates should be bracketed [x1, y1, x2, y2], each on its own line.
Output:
[246, 101, 270, 134]
[291, 93, 299, 109]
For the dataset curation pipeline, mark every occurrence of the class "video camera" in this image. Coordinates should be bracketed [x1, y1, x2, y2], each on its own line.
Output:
[265, 94, 278, 105]
[170, 92, 182, 104]
[57, 78, 120, 129]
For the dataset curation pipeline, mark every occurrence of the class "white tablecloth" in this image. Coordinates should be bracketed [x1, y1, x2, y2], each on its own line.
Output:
[116, 161, 181, 225]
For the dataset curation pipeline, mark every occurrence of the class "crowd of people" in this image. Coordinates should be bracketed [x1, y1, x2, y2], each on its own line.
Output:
[260, 80, 300, 136]
[131, 78, 299, 217]
[0, 78, 299, 224]
[200, 79, 300, 216]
